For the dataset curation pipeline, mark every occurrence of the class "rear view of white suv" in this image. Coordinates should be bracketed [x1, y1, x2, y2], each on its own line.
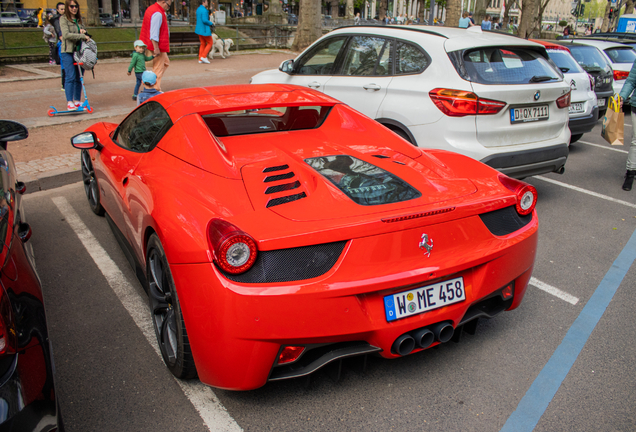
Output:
[252, 25, 572, 178]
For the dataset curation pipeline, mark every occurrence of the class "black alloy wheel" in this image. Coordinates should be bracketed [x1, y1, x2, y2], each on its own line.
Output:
[146, 234, 197, 379]
[81, 150, 104, 216]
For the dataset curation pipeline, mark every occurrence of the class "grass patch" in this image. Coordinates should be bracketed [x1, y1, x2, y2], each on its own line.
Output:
[0, 25, 241, 57]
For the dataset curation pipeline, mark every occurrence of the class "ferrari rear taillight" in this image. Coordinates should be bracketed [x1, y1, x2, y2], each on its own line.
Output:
[556, 91, 571, 109]
[498, 175, 537, 216]
[278, 346, 305, 364]
[429, 88, 506, 117]
[614, 70, 629, 81]
[207, 219, 258, 274]
[502, 283, 514, 300]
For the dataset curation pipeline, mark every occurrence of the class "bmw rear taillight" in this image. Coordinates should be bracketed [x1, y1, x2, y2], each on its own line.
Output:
[207, 219, 258, 274]
[556, 91, 571, 109]
[614, 70, 629, 81]
[498, 175, 537, 216]
[429, 88, 506, 117]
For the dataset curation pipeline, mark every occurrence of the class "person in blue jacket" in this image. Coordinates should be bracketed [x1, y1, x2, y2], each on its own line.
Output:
[620, 60, 636, 190]
[195, 0, 215, 64]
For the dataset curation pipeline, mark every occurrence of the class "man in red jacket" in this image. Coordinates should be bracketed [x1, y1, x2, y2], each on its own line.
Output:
[140, 0, 172, 91]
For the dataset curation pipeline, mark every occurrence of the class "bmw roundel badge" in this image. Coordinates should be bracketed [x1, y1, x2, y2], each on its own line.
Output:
[534, 91, 541, 101]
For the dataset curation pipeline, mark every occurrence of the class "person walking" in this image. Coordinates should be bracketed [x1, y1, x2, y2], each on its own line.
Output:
[43, 15, 57, 65]
[354, 12, 360, 25]
[619, 60, 636, 190]
[140, 0, 172, 91]
[128, 40, 154, 100]
[195, 0, 214, 64]
[137, 71, 163, 105]
[60, 0, 91, 111]
[481, 15, 491, 30]
[458, 11, 473, 28]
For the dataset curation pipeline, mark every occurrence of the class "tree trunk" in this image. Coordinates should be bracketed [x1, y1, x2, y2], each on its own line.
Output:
[626, 0, 635, 14]
[417, 0, 425, 22]
[291, 0, 321, 51]
[130, 0, 140, 24]
[601, 1, 611, 32]
[502, 0, 511, 28]
[472, 0, 487, 25]
[190, 0, 197, 25]
[86, 0, 100, 25]
[346, 0, 354, 17]
[517, 0, 537, 38]
[444, 0, 460, 27]
[379, 0, 388, 19]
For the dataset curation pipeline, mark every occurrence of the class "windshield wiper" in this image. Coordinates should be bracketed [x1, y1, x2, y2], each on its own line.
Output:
[529, 75, 555, 83]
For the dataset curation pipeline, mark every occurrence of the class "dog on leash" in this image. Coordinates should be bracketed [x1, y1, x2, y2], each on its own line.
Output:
[210, 34, 234, 59]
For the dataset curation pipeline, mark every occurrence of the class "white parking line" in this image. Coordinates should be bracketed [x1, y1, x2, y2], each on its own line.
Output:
[529, 277, 579, 305]
[535, 176, 636, 209]
[52, 197, 243, 432]
[578, 140, 628, 154]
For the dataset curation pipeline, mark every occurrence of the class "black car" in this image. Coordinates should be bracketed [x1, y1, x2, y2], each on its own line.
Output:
[554, 40, 615, 117]
[0, 120, 62, 431]
[99, 13, 115, 27]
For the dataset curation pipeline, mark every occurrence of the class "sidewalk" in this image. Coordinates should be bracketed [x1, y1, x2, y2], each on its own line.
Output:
[0, 50, 295, 193]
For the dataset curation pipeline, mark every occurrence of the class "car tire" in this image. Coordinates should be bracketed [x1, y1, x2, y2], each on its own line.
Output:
[146, 234, 197, 379]
[80, 150, 105, 216]
[388, 126, 413, 143]
[570, 133, 583, 144]
[599, 109, 606, 119]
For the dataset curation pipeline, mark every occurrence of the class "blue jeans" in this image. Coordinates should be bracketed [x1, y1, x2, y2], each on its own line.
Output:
[134, 72, 143, 96]
[61, 52, 83, 103]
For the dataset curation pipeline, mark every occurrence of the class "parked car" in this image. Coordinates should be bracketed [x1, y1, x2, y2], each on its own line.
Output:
[0, 120, 62, 430]
[0, 12, 22, 27]
[553, 40, 615, 117]
[71, 84, 538, 390]
[251, 26, 572, 179]
[531, 40, 598, 144]
[99, 13, 115, 27]
[565, 39, 636, 95]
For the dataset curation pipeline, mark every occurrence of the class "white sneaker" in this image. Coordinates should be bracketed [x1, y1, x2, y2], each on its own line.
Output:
[67, 102, 77, 111]
[200, 57, 210, 64]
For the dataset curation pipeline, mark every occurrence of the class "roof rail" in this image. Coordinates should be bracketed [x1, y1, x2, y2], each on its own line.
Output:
[331, 24, 449, 39]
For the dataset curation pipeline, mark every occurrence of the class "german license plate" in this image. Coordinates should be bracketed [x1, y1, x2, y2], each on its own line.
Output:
[598, 98, 606, 107]
[384, 277, 465, 322]
[510, 105, 549, 123]
[569, 102, 584, 113]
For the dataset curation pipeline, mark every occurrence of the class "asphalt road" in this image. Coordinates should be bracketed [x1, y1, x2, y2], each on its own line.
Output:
[22, 117, 636, 432]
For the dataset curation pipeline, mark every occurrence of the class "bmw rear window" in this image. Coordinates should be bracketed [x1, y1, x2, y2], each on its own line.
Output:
[305, 155, 421, 206]
[546, 49, 585, 74]
[203, 106, 331, 137]
[459, 47, 561, 84]
[605, 47, 636, 64]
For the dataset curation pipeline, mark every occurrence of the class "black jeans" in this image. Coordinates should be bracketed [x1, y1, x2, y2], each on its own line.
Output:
[134, 72, 143, 96]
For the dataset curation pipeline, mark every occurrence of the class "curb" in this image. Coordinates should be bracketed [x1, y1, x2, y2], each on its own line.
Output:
[21, 166, 82, 194]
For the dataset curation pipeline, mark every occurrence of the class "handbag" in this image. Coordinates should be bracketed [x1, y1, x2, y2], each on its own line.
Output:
[601, 95, 624, 146]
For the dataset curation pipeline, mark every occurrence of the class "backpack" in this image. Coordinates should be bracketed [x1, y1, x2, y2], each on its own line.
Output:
[74, 38, 98, 71]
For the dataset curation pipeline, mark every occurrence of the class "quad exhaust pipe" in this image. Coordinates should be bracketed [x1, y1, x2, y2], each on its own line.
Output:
[392, 322, 455, 356]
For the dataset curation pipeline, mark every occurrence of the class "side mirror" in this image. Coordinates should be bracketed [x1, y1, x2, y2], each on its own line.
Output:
[279, 59, 294, 74]
[0, 120, 28, 149]
[71, 131, 99, 150]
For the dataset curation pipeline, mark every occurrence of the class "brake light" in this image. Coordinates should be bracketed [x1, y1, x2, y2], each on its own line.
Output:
[498, 175, 537, 216]
[207, 219, 258, 274]
[556, 91, 571, 109]
[429, 88, 506, 117]
[613, 70, 629, 81]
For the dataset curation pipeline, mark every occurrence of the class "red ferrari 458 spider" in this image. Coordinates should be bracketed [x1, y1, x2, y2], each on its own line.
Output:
[71, 84, 538, 390]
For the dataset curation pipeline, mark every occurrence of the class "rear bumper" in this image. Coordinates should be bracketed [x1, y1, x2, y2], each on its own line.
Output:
[171, 212, 538, 390]
[480, 144, 569, 178]
[569, 106, 600, 135]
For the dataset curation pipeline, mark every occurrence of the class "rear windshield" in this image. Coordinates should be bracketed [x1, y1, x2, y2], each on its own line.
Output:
[605, 47, 636, 64]
[461, 47, 560, 84]
[546, 49, 585, 74]
[568, 45, 611, 71]
[305, 155, 421, 206]
[202, 106, 331, 137]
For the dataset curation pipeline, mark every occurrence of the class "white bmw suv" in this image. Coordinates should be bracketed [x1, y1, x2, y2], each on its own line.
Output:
[251, 25, 572, 178]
